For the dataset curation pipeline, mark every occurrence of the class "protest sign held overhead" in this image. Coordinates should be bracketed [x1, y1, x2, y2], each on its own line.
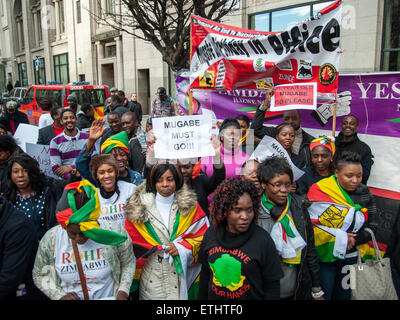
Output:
[270, 83, 317, 111]
[189, 0, 342, 104]
[249, 135, 304, 181]
[152, 114, 215, 160]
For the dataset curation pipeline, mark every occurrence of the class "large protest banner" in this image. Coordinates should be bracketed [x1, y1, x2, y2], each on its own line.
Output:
[189, 1, 342, 105]
[175, 71, 400, 196]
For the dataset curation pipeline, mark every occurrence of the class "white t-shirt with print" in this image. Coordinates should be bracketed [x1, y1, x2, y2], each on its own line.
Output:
[97, 180, 136, 227]
[54, 227, 114, 300]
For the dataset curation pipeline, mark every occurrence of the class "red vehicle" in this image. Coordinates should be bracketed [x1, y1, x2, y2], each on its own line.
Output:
[20, 82, 110, 125]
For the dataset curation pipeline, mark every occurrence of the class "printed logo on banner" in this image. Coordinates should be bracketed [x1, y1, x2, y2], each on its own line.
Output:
[253, 58, 266, 72]
[277, 60, 293, 71]
[215, 61, 226, 90]
[255, 78, 274, 90]
[199, 70, 215, 87]
[297, 60, 313, 80]
[319, 63, 338, 86]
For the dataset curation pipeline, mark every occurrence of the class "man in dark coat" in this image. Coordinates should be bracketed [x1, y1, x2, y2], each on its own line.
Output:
[106, 94, 128, 119]
[37, 106, 63, 145]
[251, 96, 314, 167]
[76, 104, 94, 130]
[0, 101, 29, 134]
[129, 93, 143, 124]
[6, 81, 13, 93]
[0, 196, 38, 300]
[335, 115, 374, 185]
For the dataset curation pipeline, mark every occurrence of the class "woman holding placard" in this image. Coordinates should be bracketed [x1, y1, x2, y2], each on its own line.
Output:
[201, 118, 249, 179]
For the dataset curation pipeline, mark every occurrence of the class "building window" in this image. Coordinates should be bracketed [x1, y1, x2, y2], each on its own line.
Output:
[59, 0, 65, 33]
[33, 58, 46, 84]
[249, 1, 335, 32]
[382, 0, 400, 71]
[76, 0, 81, 24]
[18, 62, 28, 87]
[105, 45, 116, 58]
[107, 0, 116, 14]
[54, 53, 69, 83]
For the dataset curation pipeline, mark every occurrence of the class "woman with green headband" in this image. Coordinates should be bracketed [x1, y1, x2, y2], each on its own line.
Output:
[32, 180, 135, 300]
[75, 118, 142, 187]
[257, 156, 323, 300]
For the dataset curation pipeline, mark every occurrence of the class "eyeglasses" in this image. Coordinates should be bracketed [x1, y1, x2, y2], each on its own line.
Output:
[267, 182, 292, 190]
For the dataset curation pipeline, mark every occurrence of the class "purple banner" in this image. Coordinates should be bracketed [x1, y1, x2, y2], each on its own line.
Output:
[175, 71, 400, 139]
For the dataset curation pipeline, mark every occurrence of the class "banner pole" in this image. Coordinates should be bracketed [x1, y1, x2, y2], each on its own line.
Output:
[189, 14, 193, 115]
[332, 93, 337, 137]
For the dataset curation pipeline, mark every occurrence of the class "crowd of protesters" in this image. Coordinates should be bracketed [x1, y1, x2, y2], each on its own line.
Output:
[0, 85, 399, 302]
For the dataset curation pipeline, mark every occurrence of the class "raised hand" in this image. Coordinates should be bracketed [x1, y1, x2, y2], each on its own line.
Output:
[261, 87, 275, 111]
[89, 119, 107, 142]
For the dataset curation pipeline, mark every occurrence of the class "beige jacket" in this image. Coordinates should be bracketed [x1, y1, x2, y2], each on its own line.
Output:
[125, 182, 198, 300]
[32, 222, 135, 300]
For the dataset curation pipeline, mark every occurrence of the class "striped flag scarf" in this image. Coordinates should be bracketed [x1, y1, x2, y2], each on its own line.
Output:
[261, 193, 305, 264]
[56, 180, 127, 246]
[307, 175, 383, 262]
[125, 202, 209, 299]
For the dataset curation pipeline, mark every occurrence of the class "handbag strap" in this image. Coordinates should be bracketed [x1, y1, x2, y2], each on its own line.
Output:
[71, 240, 90, 300]
[364, 227, 383, 262]
[357, 227, 384, 267]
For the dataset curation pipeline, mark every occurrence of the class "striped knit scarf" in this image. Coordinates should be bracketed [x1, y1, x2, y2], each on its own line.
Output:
[261, 193, 306, 264]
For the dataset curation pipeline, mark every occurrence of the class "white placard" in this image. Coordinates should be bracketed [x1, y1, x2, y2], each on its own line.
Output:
[249, 135, 304, 181]
[25, 143, 62, 180]
[270, 83, 318, 112]
[13, 123, 39, 152]
[152, 114, 215, 159]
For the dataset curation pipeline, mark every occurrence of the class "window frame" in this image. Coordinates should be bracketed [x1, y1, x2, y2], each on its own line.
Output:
[380, 0, 400, 71]
[248, 0, 335, 32]
[53, 53, 69, 84]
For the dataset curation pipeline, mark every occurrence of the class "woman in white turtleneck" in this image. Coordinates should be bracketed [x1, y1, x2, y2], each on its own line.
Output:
[124, 162, 208, 300]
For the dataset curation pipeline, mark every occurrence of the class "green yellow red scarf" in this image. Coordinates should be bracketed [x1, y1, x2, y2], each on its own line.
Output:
[56, 180, 127, 246]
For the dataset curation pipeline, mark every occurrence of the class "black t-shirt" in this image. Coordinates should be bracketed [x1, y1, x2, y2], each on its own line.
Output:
[199, 223, 283, 300]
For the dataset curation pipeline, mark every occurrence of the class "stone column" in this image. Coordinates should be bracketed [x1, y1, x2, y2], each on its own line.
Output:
[53, 0, 60, 40]
[33, 11, 39, 47]
[96, 41, 103, 84]
[115, 36, 124, 90]
[21, 0, 34, 85]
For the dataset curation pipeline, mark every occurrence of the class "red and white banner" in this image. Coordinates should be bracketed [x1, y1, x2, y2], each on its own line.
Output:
[189, 0, 342, 104]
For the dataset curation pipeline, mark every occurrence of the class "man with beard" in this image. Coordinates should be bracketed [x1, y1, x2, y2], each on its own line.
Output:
[49, 109, 89, 180]
[121, 111, 146, 174]
[335, 115, 373, 184]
